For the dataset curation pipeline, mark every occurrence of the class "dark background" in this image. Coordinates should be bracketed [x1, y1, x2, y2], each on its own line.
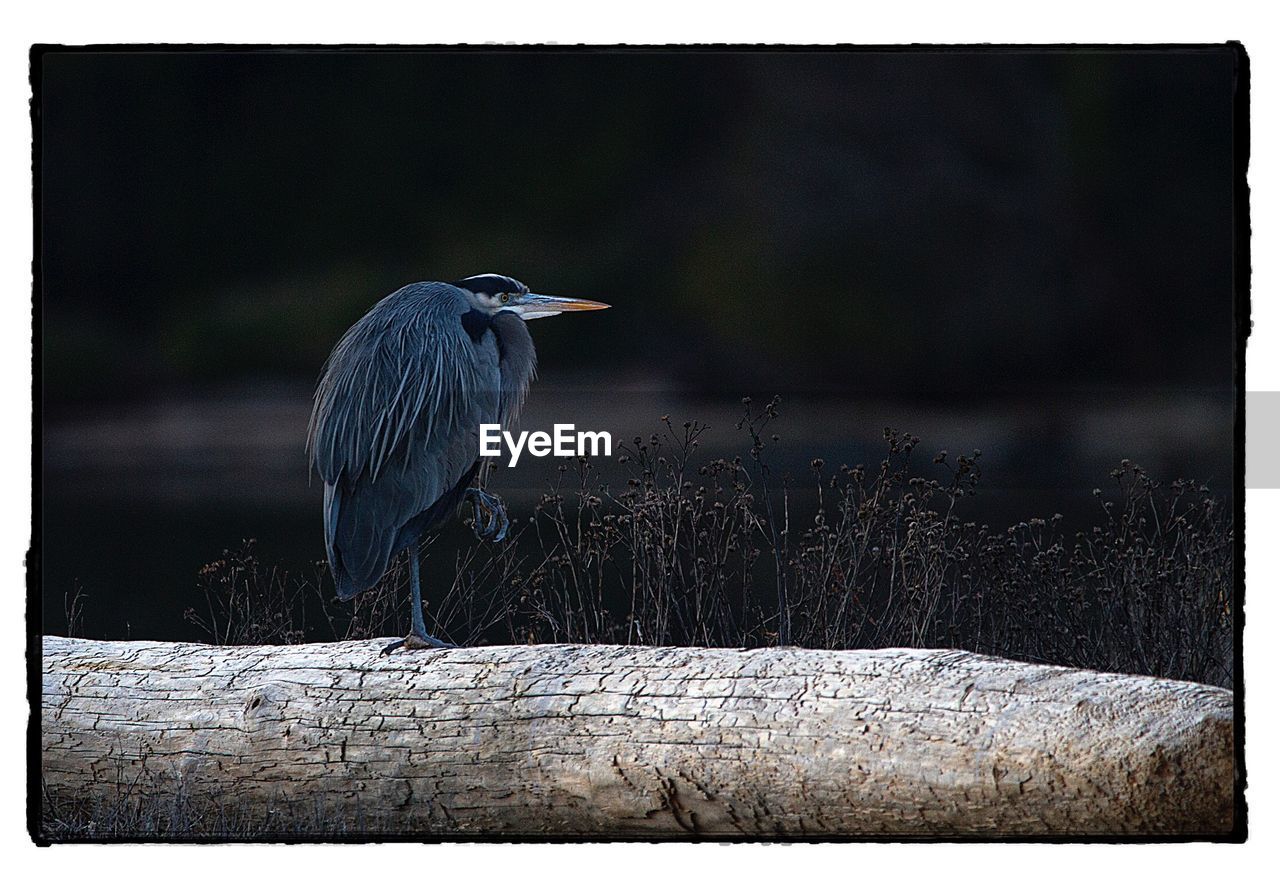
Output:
[38, 48, 1239, 640]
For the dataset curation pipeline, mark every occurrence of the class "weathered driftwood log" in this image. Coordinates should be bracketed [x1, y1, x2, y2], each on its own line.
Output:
[41, 636, 1235, 838]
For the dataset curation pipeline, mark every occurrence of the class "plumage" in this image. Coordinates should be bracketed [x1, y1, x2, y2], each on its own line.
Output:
[306, 274, 606, 650]
[306, 281, 536, 600]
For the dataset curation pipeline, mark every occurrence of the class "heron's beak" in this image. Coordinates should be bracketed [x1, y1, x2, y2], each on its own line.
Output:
[515, 293, 610, 321]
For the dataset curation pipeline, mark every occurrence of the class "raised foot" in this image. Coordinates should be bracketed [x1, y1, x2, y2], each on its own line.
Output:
[380, 632, 457, 656]
[465, 487, 509, 543]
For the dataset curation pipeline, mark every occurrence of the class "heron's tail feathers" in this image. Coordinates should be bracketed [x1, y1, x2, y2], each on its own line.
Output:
[324, 478, 399, 601]
[328, 532, 395, 601]
[330, 555, 367, 601]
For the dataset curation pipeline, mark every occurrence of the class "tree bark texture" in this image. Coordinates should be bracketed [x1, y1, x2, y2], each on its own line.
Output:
[40, 636, 1236, 838]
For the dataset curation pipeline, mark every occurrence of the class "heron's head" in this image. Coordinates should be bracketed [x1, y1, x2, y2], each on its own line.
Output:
[455, 274, 609, 321]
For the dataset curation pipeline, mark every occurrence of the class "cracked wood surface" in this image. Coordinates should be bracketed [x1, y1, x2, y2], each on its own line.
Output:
[40, 636, 1234, 837]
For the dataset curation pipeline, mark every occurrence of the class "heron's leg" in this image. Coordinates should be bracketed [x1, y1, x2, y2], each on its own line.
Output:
[465, 487, 509, 542]
[407, 543, 432, 640]
[381, 544, 455, 654]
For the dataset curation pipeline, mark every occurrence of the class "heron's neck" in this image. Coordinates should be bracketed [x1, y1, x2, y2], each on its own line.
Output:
[492, 311, 537, 427]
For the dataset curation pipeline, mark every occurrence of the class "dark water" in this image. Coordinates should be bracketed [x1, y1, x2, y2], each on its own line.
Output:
[40, 381, 1234, 642]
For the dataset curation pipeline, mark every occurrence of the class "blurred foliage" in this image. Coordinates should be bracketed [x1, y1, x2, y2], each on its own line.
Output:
[38, 49, 1236, 405]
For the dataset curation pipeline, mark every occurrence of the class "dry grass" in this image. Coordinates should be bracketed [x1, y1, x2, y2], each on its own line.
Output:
[179, 400, 1233, 689]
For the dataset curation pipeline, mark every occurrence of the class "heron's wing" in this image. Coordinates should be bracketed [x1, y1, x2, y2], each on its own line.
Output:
[308, 287, 497, 485]
[324, 423, 485, 599]
[308, 285, 501, 597]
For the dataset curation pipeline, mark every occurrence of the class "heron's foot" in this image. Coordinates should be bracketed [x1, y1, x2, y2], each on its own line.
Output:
[465, 487, 509, 543]
[380, 632, 456, 656]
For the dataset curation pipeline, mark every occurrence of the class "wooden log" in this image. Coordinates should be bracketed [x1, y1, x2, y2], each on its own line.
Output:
[39, 636, 1235, 838]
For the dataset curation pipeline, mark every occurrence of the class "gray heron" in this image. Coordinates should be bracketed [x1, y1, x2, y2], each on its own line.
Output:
[307, 274, 608, 652]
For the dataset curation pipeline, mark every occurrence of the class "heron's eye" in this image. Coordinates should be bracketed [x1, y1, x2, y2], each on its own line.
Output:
[499, 292, 511, 304]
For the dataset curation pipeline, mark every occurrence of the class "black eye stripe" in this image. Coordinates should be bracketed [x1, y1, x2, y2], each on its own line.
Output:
[454, 274, 530, 298]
